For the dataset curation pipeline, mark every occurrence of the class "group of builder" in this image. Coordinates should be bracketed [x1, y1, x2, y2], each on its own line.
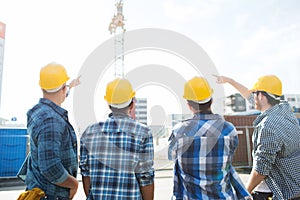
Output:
[16, 63, 300, 200]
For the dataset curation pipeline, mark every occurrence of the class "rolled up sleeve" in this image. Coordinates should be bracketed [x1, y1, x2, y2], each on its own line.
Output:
[135, 130, 155, 187]
[79, 135, 90, 177]
[254, 127, 281, 176]
[38, 118, 70, 184]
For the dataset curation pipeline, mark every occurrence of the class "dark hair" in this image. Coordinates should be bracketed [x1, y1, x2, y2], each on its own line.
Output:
[109, 99, 134, 112]
[187, 99, 212, 112]
[259, 91, 280, 106]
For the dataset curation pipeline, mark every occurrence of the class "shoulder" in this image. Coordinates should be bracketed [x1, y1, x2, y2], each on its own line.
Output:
[85, 122, 101, 132]
[263, 107, 287, 128]
[222, 120, 236, 130]
[129, 119, 152, 135]
[222, 121, 238, 136]
[208, 116, 237, 137]
[263, 107, 298, 132]
[172, 117, 206, 136]
[27, 103, 61, 125]
[84, 118, 151, 136]
[80, 122, 102, 140]
[172, 119, 194, 134]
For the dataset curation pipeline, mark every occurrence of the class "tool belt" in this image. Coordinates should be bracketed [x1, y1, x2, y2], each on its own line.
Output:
[17, 188, 45, 200]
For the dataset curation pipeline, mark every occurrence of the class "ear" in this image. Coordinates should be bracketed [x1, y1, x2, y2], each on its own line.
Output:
[129, 101, 135, 109]
[62, 85, 67, 92]
[258, 93, 264, 101]
[187, 102, 193, 112]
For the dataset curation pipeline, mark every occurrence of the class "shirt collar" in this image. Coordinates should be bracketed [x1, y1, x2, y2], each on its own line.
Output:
[253, 101, 290, 126]
[39, 98, 68, 119]
[194, 110, 213, 115]
[109, 111, 130, 119]
[192, 112, 222, 120]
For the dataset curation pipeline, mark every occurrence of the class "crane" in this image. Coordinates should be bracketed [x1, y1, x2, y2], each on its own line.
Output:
[108, 0, 125, 78]
[108, 1, 136, 119]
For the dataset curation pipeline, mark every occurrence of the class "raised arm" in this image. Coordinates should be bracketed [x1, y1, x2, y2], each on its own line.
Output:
[213, 75, 252, 99]
[69, 75, 81, 89]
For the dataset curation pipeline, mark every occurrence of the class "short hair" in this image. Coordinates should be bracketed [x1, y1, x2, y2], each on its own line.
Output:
[187, 99, 212, 112]
[109, 99, 134, 113]
[42, 84, 66, 94]
[259, 91, 280, 106]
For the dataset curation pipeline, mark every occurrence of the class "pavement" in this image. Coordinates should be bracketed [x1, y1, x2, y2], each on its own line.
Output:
[0, 171, 175, 200]
[0, 171, 250, 200]
[0, 138, 251, 199]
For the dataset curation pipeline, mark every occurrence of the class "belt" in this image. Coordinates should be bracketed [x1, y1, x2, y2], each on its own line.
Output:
[42, 194, 70, 200]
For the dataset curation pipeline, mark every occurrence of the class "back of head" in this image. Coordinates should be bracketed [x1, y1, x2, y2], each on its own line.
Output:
[183, 76, 213, 104]
[39, 63, 70, 92]
[104, 78, 136, 109]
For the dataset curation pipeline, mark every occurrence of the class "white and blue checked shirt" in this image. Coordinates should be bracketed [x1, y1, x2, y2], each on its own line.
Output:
[168, 113, 251, 200]
[251, 101, 300, 200]
[80, 113, 154, 200]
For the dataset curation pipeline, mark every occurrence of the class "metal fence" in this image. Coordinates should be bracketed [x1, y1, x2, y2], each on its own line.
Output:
[0, 128, 28, 178]
[1, 118, 298, 177]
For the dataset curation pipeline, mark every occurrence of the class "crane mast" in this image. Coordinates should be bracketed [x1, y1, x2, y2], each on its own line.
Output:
[108, 0, 125, 77]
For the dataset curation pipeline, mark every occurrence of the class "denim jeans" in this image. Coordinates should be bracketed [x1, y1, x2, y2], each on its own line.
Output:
[41, 195, 70, 200]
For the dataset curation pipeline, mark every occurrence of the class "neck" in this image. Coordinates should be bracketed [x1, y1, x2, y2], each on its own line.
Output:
[111, 110, 130, 117]
[194, 110, 212, 114]
[43, 93, 62, 106]
[260, 104, 273, 113]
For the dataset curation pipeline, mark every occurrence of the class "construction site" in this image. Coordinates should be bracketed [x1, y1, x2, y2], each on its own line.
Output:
[1, 0, 300, 199]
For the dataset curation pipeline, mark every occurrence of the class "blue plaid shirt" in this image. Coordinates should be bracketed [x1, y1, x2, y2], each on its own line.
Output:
[21, 98, 78, 197]
[80, 112, 154, 200]
[251, 101, 300, 200]
[168, 113, 251, 200]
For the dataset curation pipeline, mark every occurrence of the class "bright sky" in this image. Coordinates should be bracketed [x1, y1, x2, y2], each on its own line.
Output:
[0, 0, 300, 125]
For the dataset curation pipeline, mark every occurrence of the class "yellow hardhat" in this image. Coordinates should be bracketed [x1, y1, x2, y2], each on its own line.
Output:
[250, 75, 282, 96]
[183, 76, 213, 103]
[39, 63, 70, 91]
[104, 78, 136, 108]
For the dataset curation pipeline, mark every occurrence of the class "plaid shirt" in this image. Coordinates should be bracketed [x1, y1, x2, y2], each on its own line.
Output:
[251, 101, 300, 200]
[80, 112, 154, 200]
[168, 113, 251, 200]
[22, 98, 78, 197]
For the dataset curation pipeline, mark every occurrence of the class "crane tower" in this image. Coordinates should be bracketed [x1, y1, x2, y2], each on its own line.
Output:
[108, 0, 125, 77]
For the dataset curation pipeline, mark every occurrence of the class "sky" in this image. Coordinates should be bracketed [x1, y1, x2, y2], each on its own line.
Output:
[0, 0, 300, 126]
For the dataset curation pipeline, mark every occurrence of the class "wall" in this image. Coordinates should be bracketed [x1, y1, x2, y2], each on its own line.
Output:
[224, 115, 256, 167]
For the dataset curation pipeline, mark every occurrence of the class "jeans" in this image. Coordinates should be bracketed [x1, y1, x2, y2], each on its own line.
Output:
[251, 191, 273, 200]
[41, 195, 70, 200]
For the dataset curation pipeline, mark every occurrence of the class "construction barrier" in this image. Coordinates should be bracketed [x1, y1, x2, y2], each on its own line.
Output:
[0, 128, 28, 178]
